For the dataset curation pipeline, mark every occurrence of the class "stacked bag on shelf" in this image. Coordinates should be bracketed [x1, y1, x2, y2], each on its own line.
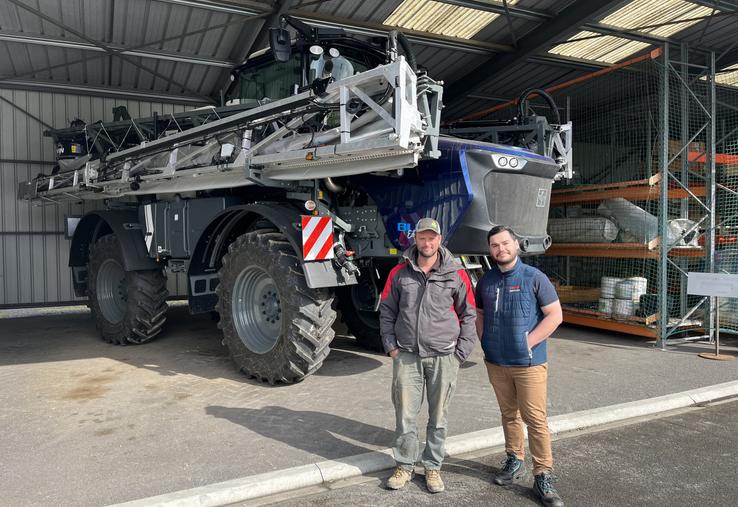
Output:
[598, 276, 648, 318]
[548, 198, 700, 246]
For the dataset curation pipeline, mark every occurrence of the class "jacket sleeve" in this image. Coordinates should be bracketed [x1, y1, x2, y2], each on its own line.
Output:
[453, 269, 477, 362]
[379, 263, 405, 354]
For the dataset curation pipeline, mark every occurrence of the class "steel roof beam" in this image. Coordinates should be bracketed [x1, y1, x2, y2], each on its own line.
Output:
[716, 48, 738, 70]
[154, 0, 264, 16]
[584, 21, 670, 45]
[150, 1, 731, 54]
[0, 79, 211, 104]
[0, 15, 255, 84]
[293, 12, 622, 72]
[441, 0, 723, 47]
[292, 11, 512, 54]
[6, 0, 214, 102]
[441, 1, 551, 22]
[689, 0, 738, 11]
[0, 31, 234, 68]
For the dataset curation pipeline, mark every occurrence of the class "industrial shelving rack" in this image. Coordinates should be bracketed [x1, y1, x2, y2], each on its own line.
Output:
[531, 43, 737, 348]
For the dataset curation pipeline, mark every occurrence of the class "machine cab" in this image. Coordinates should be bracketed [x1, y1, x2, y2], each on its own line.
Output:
[225, 27, 389, 106]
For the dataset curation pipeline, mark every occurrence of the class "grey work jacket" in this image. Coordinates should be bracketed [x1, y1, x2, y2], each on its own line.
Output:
[379, 246, 477, 362]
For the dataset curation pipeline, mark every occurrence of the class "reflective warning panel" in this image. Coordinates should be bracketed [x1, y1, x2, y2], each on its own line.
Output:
[301, 216, 335, 261]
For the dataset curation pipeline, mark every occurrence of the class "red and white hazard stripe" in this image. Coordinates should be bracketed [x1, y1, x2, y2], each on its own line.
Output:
[301, 215, 335, 261]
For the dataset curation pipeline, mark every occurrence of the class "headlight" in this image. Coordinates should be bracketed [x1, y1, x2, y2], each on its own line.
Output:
[491, 154, 526, 170]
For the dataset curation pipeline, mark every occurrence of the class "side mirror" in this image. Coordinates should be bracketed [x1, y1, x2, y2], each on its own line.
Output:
[269, 28, 291, 62]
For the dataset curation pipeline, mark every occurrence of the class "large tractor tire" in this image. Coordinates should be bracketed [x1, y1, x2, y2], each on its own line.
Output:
[337, 274, 383, 352]
[88, 234, 168, 345]
[215, 229, 337, 384]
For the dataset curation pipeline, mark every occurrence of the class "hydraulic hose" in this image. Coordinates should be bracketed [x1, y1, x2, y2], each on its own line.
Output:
[517, 88, 561, 126]
[388, 30, 417, 72]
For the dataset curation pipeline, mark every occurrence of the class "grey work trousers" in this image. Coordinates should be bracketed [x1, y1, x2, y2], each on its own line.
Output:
[391, 350, 460, 471]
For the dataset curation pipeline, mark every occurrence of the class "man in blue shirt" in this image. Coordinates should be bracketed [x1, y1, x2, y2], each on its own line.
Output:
[475, 225, 564, 507]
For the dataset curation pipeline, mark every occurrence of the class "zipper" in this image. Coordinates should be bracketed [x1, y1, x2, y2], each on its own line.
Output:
[415, 272, 427, 353]
[495, 285, 500, 313]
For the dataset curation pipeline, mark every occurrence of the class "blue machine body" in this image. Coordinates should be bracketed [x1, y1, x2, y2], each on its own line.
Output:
[353, 137, 559, 254]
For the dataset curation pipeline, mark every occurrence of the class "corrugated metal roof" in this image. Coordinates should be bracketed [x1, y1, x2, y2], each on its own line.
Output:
[667, 9, 738, 51]
[716, 64, 738, 87]
[600, 0, 717, 38]
[548, 0, 720, 64]
[0, 0, 735, 107]
[384, 0, 509, 39]
[549, 31, 651, 64]
[0, 0, 263, 101]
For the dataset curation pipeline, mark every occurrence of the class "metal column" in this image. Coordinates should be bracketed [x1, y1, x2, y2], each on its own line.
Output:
[705, 51, 717, 343]
[679, 44, 690, 318]
[658, 43, 670, 349]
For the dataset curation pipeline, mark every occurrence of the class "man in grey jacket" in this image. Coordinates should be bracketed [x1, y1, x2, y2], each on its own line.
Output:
[380, 217, 477, 494]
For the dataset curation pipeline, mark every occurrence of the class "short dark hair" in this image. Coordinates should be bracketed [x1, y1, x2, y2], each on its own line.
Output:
[487, 225, 517, 243]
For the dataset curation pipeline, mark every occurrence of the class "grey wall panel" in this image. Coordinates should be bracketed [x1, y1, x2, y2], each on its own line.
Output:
[0, 87, 189, 306]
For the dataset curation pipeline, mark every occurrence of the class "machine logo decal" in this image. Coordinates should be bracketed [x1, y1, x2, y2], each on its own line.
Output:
[536, 188, 548, 208]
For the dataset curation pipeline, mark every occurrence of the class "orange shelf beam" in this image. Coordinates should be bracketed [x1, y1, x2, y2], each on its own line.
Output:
[688, 152, 738, 164]
[545, 242, 703, 259]
[562, 309, 657, 338]
[551, 173, 706, 205]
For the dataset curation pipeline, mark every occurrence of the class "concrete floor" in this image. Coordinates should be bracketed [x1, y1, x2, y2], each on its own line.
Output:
[265, 399, 738, 507]
[0, 304, 737, 505]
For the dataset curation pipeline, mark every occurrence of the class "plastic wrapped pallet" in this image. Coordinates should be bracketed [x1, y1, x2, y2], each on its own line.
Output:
[548, 217, 619, 243]
[598, 298, 614, 315]
[597, 198, 699, 246]
[613, 298, 635, 317]
[615, 277, 647, 310]
[597, 198, 657, 243]
[600, 276, 622, 298]
[667, 218, 700, 247]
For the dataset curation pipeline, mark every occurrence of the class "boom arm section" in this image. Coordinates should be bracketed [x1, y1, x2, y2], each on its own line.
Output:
[19, 57, 442, 203]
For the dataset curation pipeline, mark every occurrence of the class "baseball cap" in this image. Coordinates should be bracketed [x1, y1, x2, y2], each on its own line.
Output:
[416, 217, 441, 235]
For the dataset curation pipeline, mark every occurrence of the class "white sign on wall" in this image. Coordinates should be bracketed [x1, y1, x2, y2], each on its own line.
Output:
[687, 272, 738, 298]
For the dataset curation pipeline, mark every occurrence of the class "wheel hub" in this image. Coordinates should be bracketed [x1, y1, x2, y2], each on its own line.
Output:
[232, 265, 282, 354]
[261, 289, 281, 324]
[96, 258, 127, 324]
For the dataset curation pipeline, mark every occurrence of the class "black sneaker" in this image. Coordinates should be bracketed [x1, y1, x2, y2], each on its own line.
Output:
[493, 453, 526, 485]
[534, 472, 564, 507]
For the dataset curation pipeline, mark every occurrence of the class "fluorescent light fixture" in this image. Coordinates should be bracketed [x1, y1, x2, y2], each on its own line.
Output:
[384, 0, 516, 39]
[549, 0, 719, 64]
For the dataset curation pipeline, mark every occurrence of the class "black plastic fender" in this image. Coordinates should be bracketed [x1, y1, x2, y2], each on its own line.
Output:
[69, 210, 159, 297]
[187, 202, 357, 314]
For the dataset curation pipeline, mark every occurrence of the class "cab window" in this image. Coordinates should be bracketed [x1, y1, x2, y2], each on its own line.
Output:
[236, 49, 372, 104]
[237, 52, 302, 103]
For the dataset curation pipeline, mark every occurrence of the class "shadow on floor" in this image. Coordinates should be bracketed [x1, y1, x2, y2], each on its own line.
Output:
[0, 306, 384, 383]
[206, 404, 395, 460]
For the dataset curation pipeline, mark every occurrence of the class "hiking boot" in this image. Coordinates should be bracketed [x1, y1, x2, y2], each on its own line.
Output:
[425, 469, 445, 493]
[493, 453, 526, 485]
[386, 466, 413, 490]
[534, 472, 564, 507]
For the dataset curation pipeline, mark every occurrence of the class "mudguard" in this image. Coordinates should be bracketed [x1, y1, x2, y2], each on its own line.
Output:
[187, 202, 357, 314]
[68, 209, 160, 297]
[70, 210, 159, 271]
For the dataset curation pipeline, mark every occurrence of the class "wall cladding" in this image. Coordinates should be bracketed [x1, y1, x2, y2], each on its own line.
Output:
[0, 88, 189, 306]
